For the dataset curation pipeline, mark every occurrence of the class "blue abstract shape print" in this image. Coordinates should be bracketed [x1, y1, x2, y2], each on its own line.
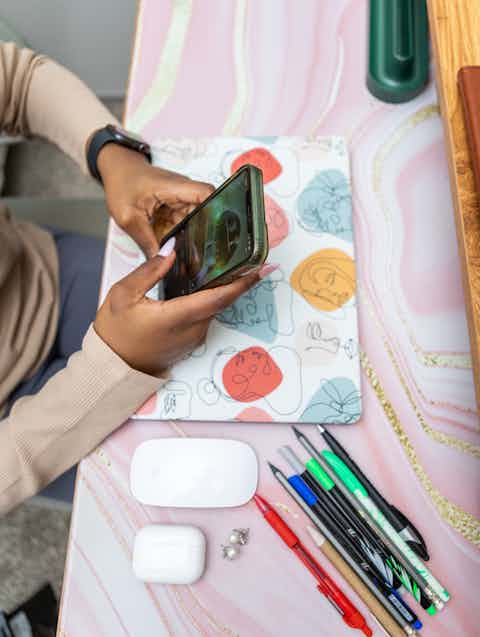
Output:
[300, 377, 361, 424]
[297, 169, 353, 242]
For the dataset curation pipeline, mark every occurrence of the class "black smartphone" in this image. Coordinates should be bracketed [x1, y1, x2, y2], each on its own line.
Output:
[159, 164, 269, 299]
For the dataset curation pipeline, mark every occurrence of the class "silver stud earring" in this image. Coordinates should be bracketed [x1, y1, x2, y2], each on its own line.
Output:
[228, 528, 250, 546]
[221, 544, 241, 560]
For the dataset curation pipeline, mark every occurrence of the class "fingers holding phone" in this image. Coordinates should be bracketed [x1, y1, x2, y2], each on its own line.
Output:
[163, 264, 275, 327]
[95, 164, 272, 376]
[159, 165, 269, 299]
[93, 245, 266, 377]
[99, 143, 215, 259]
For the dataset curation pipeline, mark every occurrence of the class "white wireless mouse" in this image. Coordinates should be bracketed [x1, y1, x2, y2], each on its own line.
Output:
[130, 438, 258, 507]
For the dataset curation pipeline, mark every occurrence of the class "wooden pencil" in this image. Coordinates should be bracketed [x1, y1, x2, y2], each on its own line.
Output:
[307, 525, 409, 637]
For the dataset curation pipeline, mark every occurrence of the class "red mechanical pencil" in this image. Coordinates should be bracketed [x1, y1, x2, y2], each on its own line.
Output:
[254, 494, 372, 637]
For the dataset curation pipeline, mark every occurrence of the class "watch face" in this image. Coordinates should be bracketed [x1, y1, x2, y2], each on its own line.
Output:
[108, 124, 146, 145]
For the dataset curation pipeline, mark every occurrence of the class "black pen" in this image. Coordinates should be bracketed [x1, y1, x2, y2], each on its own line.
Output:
[278, 445, 395, 587]
[274, 453, 422, 630]
[267, 462, 418, 637]
[316, 425, 429, 561]
[293, 427, 440, 613]
[282, 442, 404, 590]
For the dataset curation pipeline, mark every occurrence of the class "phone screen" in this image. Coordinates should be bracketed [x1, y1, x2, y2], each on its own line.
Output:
[163, 169, 253, 297]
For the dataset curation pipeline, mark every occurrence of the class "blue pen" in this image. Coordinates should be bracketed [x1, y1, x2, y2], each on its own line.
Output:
[279, 445, 397, 589]
[277, 463, 422, 631]
[268, 462, 418, 636]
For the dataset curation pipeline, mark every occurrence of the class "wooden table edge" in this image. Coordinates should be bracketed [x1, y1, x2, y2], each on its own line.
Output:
[427, 0, 480, 409]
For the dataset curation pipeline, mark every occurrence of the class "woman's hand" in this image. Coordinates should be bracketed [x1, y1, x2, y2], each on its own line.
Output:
[94, 242, 263, 377]
[97, 143, 214, 258]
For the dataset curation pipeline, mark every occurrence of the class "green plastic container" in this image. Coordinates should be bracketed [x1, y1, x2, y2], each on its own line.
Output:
[367, 0, 429, 103]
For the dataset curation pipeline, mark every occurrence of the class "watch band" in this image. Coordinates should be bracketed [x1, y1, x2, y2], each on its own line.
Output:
[86, 124, 152, 182]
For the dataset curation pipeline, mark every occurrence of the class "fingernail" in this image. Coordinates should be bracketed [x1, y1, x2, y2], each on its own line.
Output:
[239, 265, 261, 277]
[258, 263, 279, 279]
[158, 236, 176, 257]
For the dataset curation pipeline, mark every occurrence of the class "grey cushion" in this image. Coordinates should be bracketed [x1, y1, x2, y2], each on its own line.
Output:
[4, 197, 109, 239]
[0, 16, 27, 45]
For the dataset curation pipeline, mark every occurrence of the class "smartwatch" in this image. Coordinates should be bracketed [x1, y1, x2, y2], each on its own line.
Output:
[86, 124, 152, 182]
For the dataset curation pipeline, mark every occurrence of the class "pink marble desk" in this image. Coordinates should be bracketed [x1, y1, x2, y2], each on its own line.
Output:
[58, 1, 480, 636]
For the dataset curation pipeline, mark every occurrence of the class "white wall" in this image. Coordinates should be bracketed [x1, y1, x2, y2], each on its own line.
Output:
[0, 0, 138, 97]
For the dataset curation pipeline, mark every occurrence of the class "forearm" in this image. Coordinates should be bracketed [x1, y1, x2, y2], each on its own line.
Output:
[0, 326, 164, 515]
[0, 41, 118, 173]
[26, 55, 119, 173]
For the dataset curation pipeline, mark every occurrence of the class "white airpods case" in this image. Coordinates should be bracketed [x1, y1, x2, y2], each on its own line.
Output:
[132, 524, 206, 584]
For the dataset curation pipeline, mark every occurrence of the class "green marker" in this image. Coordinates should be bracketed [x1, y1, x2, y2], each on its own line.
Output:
[306, 457, 335, 490]
[306, 456, 417, 601]
[323, 450, 450, 605]
[292, 426, 440, 613]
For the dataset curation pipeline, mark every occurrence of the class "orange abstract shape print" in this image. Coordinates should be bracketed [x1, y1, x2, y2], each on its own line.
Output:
[222, 346, 283, 402]
[231, 148, 282, 183]
[235, 406, 274, 421]
[264, 194, 289, 247]
[290, 248, 356, 311]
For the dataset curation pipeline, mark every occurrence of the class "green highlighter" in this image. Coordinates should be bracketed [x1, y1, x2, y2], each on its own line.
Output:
[308, 452, 436, 614]
[323, 450, 450, 606]
[306, 457, 335, 490]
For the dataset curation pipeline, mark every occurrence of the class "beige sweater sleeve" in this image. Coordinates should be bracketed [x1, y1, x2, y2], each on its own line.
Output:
[0, 41, 118, 171]
[0, 42, 162, 514]
[0, 327, 164, 515]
